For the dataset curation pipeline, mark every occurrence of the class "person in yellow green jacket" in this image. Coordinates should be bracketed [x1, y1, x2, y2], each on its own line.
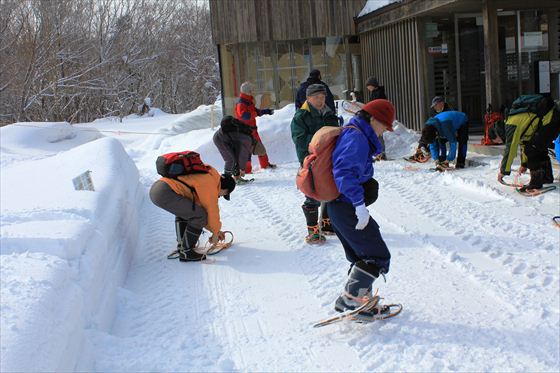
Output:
[149, 167, 236, 262]
[498, 96, 559, 190]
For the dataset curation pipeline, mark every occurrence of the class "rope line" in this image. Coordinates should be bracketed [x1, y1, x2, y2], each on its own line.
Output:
[9, 123, 189, 136]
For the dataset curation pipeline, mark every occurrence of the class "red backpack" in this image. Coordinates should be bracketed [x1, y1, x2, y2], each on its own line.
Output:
[156, 151, 210, 210]
[296, 126, 346, 202]
[156, 151, 210, 178]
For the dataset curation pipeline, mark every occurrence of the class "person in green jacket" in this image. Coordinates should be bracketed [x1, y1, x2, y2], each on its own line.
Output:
[291, 84, 340, 244]
[498, 97, 559, 190]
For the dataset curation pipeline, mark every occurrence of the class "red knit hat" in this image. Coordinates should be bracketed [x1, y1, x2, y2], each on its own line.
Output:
[361, 99, 396, 131]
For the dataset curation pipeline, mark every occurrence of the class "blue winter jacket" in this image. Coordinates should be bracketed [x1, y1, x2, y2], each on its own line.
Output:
[332, 116, 382, 206]
[427, 111, 468, 161]
[555, 134, 560, 163]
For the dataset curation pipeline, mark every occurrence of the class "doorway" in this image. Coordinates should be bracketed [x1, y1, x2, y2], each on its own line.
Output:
[455, 14, 485, 130]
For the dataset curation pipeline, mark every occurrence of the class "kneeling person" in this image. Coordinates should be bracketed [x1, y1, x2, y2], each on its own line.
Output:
[150, 167, 236, 262]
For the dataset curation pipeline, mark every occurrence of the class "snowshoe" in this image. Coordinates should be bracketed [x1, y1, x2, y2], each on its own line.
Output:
[236, 177, 255, 185]
[516, 185, 556, 197]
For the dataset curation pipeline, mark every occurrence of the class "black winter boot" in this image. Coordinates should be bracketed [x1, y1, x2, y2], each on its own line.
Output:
[179, 226, 206, 262]
[302, 205, 319, 226]
[543, 160, 554, 184]
[335, 261, 380, 312]
[521, 169, 545, 191]
[175, 217, 188, 251]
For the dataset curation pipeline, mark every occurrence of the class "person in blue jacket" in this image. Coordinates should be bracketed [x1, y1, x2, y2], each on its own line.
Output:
[327, 99, 395, 317]
[420, 110, 469, 169]
[555, 134, 560, 164]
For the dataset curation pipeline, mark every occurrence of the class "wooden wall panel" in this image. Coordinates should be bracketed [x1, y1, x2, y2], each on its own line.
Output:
[360, 18, 424, 131]
[210, 0, 366, 44]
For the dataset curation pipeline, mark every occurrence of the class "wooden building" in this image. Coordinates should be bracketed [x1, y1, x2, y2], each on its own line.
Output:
[209, 0, 367, 115]
[210, 0, 559, 131]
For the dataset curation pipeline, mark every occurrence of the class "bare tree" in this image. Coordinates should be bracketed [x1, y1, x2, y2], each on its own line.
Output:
[0, 0, 220, 125]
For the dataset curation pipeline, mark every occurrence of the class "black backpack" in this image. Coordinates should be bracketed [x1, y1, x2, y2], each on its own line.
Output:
[220, 115, 253, 136]
[508, 95, 553, 117]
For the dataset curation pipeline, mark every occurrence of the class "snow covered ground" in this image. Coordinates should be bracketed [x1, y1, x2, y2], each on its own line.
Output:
[1, 103, 559, 372]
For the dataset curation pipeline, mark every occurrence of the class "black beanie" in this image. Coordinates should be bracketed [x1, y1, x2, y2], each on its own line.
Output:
[220, 174, 236, 200]
[309, 69, 321, 79]
[366, 76, 379, 87]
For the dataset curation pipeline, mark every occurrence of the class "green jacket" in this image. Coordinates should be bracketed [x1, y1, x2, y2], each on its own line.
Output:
[291, 101, 339, 163]
[500, 109, 555, 175]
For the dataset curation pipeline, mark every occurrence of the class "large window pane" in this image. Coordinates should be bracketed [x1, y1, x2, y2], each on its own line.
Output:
[276, 42, 294, 107]
[519, 10, 549, 94]
[498, 13, 520, 107]
[325, 36, 346, 101]
[292, 39, 310, 96]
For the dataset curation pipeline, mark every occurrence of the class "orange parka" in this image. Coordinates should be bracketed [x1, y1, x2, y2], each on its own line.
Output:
[160, 166, 222, 234]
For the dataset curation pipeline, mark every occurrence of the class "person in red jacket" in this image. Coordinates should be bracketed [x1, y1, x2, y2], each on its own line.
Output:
[235, 81, 276, 173]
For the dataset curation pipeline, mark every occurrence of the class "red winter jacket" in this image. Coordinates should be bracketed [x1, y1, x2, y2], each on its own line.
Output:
[235, 93, 260, 128]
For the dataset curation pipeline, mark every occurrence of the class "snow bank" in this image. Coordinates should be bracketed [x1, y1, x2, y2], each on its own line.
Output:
[383, 120, 421, 159]
[0, 137, 142, 372]
[0, 122, 103, 167]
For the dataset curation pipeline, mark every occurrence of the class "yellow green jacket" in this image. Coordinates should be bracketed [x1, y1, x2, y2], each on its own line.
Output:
[500, 109, 555, 175]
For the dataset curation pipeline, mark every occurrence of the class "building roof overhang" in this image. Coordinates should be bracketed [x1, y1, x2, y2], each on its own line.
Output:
[356, 0, 559, 33]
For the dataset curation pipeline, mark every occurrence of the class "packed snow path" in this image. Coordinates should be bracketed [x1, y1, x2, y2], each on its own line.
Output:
[91, 162, 559, 372]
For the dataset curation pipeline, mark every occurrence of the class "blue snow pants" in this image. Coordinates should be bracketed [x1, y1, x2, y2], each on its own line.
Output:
[326, 200, 391, 273]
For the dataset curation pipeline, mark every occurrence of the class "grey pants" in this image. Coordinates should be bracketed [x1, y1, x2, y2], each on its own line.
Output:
[149, 180, 208, 230]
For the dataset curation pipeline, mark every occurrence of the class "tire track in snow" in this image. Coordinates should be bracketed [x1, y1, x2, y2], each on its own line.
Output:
[382, 163, 558, 301]
[248, 164, 558, 371]
[176, 167, 366, 372]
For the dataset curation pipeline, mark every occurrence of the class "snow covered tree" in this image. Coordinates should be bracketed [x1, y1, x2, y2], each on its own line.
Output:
[0, 0, 220, 125]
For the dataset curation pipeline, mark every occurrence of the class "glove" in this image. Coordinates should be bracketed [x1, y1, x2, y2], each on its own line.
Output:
[354, 204, 370, 230]
[338, 116, 344, 126]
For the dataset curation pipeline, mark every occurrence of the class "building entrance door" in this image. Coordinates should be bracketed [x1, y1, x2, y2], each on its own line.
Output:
[455, 15, 486, 130]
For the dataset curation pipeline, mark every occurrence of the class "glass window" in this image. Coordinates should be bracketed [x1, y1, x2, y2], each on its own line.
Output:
[276, 41, 294, 107]
[291, 39, 310, 95]
[498, 12, 520, 107]
[325, 36, 346, 101]
[423, 17, 458, 115]
[519, 10, 549, 94]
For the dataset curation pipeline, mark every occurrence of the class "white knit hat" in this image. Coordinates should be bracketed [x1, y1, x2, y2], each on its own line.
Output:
[240, 82, 253, 95]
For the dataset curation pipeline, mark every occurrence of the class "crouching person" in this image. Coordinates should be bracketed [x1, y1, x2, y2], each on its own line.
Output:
[213, 116, 254, 182]
[421, 110, 469, 169]
[149, 168, 236, 262]
[498, 96, 559, 190]
[327, 99, 395, 317]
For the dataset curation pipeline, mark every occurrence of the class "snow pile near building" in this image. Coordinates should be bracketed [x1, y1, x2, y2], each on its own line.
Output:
[384, 120, 421, 159]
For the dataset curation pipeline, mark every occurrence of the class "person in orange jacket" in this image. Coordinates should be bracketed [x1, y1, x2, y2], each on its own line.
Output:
[149, 167, 236, 262]
[235, 81, 276, 173]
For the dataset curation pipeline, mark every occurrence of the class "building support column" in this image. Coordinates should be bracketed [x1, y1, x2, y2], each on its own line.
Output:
[482, 0, 501, 110]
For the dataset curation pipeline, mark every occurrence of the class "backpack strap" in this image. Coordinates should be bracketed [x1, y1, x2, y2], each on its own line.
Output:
[174, 178, 198, 211]
[518, 115, 541, 144]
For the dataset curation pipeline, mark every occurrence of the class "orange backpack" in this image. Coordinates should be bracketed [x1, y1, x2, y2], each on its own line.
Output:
[296, 125, 356, 202]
